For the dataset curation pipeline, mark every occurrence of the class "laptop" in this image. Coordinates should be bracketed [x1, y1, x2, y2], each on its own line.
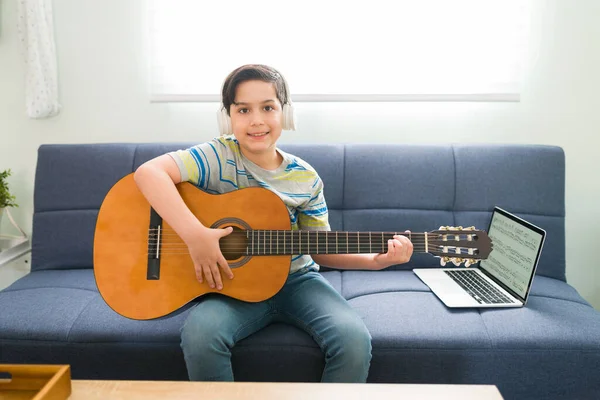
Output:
[413, 207, 546, 308]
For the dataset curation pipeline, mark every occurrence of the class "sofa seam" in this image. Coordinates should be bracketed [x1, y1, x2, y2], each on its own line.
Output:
[330, 208, 565, 218]
[132, 144, 139, 173]
[1, 286, 98, 294]
[451, 144, 457, 226]
[32, 207, 565, 218]
[34, 208, 100, 214]
[476, 307, 495, 349]
[341, 145, 346, 230]
[371, 348, 600, 353]
[2, 339, 598, 353]
[528, 294, 592, 306]
[344, 289, 431, 301]
[66, 295, 99, 342]
[343, 290, 591, 307]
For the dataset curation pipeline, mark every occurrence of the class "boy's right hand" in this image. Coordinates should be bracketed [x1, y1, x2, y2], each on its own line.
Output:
[185, 226, 234, 290]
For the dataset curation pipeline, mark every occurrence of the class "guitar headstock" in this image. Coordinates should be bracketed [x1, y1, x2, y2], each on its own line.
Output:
[427, 226, 493, 267]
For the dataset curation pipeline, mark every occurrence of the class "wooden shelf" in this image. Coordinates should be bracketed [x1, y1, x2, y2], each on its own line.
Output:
[0, 364, 71, 400]
[0, 237, 30, 267]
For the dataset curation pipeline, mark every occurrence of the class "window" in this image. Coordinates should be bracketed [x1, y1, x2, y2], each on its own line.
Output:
[149, 0, 530, 102]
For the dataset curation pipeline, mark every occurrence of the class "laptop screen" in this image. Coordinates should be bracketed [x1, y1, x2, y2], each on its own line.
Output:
[479, 207, 546, 301]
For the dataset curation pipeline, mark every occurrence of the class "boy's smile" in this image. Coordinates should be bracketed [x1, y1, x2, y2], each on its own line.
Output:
[230, 80, 283, 170]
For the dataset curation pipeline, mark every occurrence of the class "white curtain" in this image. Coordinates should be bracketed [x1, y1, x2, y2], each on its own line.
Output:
[18, 0, 60, 119]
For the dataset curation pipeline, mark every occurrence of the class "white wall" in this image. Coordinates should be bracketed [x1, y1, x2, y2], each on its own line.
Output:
[1, 0, 599, 308]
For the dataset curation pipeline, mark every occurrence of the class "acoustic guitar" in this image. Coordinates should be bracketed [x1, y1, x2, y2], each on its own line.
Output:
[94, 173, 492, 320]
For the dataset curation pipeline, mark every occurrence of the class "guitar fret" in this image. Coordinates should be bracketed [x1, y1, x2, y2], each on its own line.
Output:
[224, 229, 472, 262]
[251, 230, 437, 256]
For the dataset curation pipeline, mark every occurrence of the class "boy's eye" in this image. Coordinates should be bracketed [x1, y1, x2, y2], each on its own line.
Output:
[264, 105, 274, 111]
[238, 108, 249, 114]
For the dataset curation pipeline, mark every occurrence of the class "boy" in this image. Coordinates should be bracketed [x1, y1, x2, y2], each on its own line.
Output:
[134, 64, 413, 382]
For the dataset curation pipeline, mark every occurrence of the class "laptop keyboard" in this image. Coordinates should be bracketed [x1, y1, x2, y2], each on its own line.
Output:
[444, 270, 516, 304]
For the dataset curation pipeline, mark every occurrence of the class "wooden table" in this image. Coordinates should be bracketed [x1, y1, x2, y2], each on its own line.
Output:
[69, 380, 504, 399]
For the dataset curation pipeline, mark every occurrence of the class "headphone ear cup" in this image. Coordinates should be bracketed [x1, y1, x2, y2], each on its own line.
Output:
[217, 107, 233, 136]
[282, 103, 297, 131]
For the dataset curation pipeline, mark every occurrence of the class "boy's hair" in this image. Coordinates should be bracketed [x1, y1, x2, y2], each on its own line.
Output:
[221, 64, 290, 116]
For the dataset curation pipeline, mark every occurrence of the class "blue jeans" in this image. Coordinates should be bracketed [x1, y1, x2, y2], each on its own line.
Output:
[180, 268, 372, 382]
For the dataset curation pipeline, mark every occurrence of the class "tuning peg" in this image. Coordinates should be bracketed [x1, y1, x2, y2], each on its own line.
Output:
[465, 259, 481, 268]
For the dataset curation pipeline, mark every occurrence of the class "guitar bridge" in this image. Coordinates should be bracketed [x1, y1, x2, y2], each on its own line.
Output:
[147, 207, 162, 280]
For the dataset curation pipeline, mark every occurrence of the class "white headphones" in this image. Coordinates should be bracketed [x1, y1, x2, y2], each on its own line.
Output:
[217, 79, 297, 136]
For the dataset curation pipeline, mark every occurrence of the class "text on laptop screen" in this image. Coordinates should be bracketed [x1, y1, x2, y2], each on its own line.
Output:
[480, 211, 544, 298]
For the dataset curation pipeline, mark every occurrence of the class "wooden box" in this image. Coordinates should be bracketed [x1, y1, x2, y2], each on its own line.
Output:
[0, 364, 71, 400]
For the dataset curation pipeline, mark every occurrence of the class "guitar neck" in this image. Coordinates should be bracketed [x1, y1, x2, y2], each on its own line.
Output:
[244, 230, 428, 256]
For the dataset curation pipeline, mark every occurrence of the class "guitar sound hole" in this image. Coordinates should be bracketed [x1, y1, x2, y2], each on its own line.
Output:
[219, 226, 248, 260]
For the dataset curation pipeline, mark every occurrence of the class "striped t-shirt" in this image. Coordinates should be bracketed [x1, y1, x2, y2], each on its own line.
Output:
[168, 135, 331, 274]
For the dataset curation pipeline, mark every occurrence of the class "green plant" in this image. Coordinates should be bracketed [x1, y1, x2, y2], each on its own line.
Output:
[0, 169, 18, 208]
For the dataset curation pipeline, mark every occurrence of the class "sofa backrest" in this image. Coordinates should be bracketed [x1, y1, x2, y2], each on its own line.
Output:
[32, 143, 566, 280]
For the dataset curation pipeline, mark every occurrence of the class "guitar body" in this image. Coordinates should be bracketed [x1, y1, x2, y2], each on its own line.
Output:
[94, 174, 291, 320]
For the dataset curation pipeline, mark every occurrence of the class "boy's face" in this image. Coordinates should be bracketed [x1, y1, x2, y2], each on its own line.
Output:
[229, 80, 283, 161]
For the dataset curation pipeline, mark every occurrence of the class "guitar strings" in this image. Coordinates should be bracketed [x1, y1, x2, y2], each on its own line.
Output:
[146, 229, 458, 238]
[147, 239, 470, 246]
[142, 245, 475, 256]
[145, 230, 476, 241]
[146, 228, 477, 236]
[144, 233, 444, 239]
[143, 248, 436, 256]
[141, 250, 474, 256]
[142, 230, 478, 256]
[147, 239, 471, 248]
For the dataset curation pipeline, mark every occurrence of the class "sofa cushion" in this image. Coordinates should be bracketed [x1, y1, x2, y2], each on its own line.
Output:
[4, 270, 595, 349]
[0, 270, 340, 344]
[0, 287, 97, 341]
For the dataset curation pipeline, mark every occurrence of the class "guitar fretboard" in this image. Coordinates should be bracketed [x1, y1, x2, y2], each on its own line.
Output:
[244, 230, 429, 255]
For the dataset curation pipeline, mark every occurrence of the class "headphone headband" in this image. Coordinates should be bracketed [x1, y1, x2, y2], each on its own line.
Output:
[217, 69, 297, 135]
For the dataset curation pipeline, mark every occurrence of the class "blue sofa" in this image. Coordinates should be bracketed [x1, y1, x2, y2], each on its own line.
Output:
[1, 143, 599, 400]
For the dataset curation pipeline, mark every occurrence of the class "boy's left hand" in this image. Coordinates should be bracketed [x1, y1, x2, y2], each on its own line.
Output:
[373, 231, 414, 269]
